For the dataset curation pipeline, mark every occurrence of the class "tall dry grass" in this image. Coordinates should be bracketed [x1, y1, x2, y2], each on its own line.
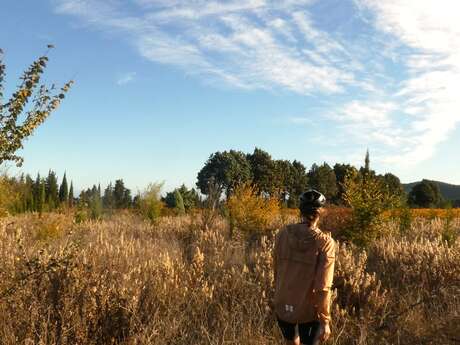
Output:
[0, 211, 459, 345]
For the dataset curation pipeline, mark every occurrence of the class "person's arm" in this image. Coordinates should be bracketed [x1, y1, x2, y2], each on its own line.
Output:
[313, 236, 336, 340]
[270, 232, 280, 312]
[273, 232, 279, 287]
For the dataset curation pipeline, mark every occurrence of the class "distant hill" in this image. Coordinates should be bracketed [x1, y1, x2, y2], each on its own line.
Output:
[403, 180, 460, 201]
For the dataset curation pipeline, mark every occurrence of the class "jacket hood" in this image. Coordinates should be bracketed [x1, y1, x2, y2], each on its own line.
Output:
[286, 223, 318, 252]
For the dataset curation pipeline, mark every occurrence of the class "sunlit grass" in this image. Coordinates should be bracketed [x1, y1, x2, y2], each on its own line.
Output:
[0, 211, 458, 344]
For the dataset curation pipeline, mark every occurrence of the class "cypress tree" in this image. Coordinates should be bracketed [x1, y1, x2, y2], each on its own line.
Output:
[174, 190, 185, 215]
[59, 172, 69, 204]
[69, 182, 74, 207]
[33, 173, 41, 212]
[37, 178, 46, 215]
[45, 170, 59, 210]
[91, 184, 98, 198]
[25, 174, 35, 211]
[359, 150, 376, 183]
[364, 149, 370, 173]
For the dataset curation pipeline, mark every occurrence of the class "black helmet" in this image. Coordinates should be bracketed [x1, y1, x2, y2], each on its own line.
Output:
[299, 189, 326, 209]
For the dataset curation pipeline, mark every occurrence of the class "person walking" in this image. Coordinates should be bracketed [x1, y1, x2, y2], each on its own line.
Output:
[273, 190, 336, 345]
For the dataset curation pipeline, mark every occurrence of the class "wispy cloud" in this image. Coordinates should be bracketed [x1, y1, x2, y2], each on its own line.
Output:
[116, 72, 136, 86]
[52, 0, 460, 169]
[287, 117, 316, 125]
[53, 0, 362, 94]
[349, 0, 460, 166]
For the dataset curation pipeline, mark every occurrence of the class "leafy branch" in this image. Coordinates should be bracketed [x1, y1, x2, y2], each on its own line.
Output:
[0, 46, 73, 166]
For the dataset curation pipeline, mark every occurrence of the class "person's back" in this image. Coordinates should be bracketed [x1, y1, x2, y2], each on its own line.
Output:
[273, 190, 335, 345]
[274, 223, 335, 323]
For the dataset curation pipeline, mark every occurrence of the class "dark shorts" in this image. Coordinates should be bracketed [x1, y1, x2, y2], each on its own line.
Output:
[277, 318, 320, 345]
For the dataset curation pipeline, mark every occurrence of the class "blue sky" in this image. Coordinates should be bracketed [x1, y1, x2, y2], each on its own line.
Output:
[2, 0, 460, 192]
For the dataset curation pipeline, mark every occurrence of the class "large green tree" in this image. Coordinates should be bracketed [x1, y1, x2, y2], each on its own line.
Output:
[276, 159, 309, 207]
[380, 172, 404, 199]
[247, 148, 277, 196]
[273, 159, 293, 203]
[0, 47, 73, 166]
[113, 179, 126, 208]
[197, 150, 252, 198]
[333, 163, 359, 204]
[113, 179, 132, 209]
[408, 180, 443, 208]
[307, 163, 338, 201]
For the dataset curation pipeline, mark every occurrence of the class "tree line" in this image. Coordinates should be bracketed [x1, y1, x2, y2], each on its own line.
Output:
[2, 148, 452, 217]
[196, 148, 406, 207]
[7, 171, 74, 214]
[1, 171, 201, 217]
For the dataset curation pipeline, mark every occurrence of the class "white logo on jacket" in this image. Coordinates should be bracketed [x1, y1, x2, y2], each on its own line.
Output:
[285, 304, 294, 312]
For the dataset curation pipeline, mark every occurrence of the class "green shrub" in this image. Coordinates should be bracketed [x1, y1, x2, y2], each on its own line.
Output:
[89, 195, 103, 220]
[74, 202, 89, 224]
[163, 189, 186, 215]
[138, 183, 164, 223]
[173, 190, 186, 215]
[343, 172, 400, 247]
[398, 204, 413, 235]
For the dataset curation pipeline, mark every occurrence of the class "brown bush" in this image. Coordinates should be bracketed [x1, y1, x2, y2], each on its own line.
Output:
[320, 206, 353, 236]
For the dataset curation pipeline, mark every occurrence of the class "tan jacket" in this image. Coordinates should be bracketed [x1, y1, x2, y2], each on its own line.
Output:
[273, 223, 336, 324]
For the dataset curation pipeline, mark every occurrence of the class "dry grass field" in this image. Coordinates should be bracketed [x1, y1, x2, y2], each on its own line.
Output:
[0, 211, 459, 345]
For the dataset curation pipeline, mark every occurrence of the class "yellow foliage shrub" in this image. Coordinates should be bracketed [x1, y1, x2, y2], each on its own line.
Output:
[34, 220, 63, 242]
[33, 214, 70, 242]
[0, 176, 18, 217]
[411, 208, 460, 219]
[226, 184, 280, 235]
[385, 208, 460, 220]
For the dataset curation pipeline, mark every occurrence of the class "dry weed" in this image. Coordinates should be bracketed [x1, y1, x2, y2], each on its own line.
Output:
[0, 212, 458, 344]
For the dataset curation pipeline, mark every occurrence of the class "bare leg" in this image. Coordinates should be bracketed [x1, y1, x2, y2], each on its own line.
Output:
[285, 335, 300, 345]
